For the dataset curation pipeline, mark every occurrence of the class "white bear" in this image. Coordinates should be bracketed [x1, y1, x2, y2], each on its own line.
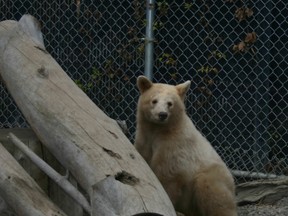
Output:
[135, 76, 237, 216]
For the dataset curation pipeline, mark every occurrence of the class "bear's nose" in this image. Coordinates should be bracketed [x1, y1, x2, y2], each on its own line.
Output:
[158, 112, 168, 121]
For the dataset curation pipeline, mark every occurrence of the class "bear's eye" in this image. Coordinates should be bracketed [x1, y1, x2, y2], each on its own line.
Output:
[152, 99, 158, 104]
[167, 102, 173, 107]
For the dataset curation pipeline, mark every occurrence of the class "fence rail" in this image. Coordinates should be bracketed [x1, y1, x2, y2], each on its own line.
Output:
[1, 0, 287, 183]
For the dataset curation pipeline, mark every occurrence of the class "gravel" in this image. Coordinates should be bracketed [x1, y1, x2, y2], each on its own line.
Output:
[238, 197, 288, 216]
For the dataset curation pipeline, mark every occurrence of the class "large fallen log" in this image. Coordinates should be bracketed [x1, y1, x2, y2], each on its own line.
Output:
[0, 142, 67, 216]
[0, 15, 176, 216]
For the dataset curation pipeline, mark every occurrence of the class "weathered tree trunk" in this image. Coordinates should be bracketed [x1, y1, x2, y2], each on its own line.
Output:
[0, 142, 67, 216]
[0, 15, 176, 215]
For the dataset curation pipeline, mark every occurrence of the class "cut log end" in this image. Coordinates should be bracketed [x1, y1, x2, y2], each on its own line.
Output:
[19, 14, 45, 50]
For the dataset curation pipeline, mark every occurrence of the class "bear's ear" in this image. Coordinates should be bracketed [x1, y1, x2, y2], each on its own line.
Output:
[176, 80, 191, 100]
[137, 76, 153, 94]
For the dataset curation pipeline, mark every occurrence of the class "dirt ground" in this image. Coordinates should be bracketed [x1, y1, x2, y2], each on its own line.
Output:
[1, 195, 288, 216]
[238, 197, 288, 216]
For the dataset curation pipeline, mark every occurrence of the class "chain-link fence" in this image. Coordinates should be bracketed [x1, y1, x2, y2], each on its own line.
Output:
[1, 0, 287, 183]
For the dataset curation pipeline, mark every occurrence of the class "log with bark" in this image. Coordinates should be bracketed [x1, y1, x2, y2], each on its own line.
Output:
[0, 15, 176, 216]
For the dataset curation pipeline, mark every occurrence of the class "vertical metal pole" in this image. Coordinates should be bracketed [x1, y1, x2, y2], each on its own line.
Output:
[144, 0, 155, 80]
[252, 0, 272, 172]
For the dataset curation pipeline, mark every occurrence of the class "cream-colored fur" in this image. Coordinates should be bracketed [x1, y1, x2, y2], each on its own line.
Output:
[135, 76, 237, 216]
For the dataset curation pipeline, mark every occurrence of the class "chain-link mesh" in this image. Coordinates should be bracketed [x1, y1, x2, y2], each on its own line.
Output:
[1, 0, 287, 183]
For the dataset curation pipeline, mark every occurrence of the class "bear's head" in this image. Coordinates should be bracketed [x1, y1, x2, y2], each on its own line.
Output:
[136, 76, 191, 125]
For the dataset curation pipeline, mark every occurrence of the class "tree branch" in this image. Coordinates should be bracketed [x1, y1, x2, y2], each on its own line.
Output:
[0, 142, 67, 216]
[8, 132, 91, 214]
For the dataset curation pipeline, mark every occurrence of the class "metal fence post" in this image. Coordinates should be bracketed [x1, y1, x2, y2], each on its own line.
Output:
[144, 0, 155, 80]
